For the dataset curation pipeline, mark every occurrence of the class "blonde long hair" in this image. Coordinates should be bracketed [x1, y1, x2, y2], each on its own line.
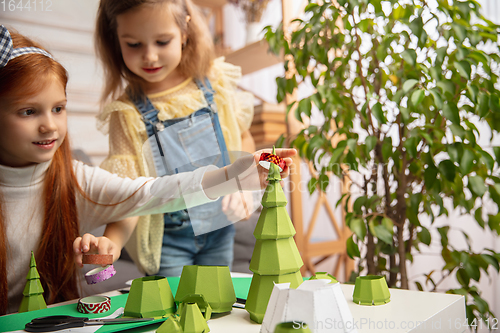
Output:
[95, 0, 215, 103]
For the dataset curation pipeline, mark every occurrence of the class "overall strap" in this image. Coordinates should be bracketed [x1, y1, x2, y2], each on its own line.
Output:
[194, 78, 218, 113]
[130, 94, 162, 138]
[129, 94, 168, 173]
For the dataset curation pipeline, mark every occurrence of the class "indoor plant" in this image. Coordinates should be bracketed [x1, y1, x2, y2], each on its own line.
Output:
[265, 0, 500, 328]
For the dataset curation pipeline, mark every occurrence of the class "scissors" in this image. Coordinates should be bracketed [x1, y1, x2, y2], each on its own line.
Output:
[25, 315, 154, 332]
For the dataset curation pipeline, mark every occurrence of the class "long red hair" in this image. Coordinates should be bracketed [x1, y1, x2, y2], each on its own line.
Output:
[0, 30, 80, 314]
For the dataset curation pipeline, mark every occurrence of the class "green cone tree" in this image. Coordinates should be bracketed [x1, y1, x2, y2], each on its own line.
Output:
[245, 159, 303, 323]
[19, 251, 47, 312]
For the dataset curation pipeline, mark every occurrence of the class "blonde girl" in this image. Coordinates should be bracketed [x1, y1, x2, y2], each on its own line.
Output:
[95, 0, 257, 276]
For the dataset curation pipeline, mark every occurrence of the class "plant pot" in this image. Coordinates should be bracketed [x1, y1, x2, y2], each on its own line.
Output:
[352, 275, 391, 306]
[175, 265, 236, 313]
[124, 276, 175, 318]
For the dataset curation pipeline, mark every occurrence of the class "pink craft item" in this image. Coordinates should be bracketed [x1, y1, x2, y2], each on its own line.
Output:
[77, 296, 111, 314]
[85, 264, 116, 285]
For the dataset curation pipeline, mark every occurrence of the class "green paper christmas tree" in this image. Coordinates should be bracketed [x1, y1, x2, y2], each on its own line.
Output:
[245, 151, 303, 323]
[19, 251, 47, 313]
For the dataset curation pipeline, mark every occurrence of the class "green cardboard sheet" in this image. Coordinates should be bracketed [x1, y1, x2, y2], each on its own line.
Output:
[0, 277, 254, 333]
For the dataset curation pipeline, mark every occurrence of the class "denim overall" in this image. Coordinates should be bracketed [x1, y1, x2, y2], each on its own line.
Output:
[131, 78, 235, 277]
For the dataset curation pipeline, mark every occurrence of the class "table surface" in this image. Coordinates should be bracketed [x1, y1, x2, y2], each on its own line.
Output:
[1, 276, 466, 333]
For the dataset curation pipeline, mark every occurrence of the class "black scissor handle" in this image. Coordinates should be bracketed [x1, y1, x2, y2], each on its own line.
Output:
[25, 316, 87, 332]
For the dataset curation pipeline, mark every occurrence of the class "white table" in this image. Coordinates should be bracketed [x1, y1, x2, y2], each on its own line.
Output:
[208, 284, 466, 333]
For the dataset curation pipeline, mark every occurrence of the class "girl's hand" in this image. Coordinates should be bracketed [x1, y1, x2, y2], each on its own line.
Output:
[222, 191, 254, 222]
[228, 148, 297, 190]
[73, 233, 121, 268]
[202, 148, 297, 200]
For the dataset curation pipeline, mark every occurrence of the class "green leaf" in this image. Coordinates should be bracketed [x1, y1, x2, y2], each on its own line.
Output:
[475, 207, 485, 228]
[481, 254, 500, 272]
[469, 175, 487, 197]
[297, 98, 312, 119]
[477, 93, 489, 118]
[447, 144, 460, 163]
[450, 124, 466, 139]
[419, 227, 431, 246]
[488, 213, 500, 234]
[480, 150, 494, 171]
[382, 140, 393, 161]
[429, 88, 444, 109]
[411, 89, 425, 106]
[371, 102, 387, 124]
[403, 79, 418, 93]
[373, 225, 393, 245]
[454, 61, 471, 80]
[424, 167, 438, 190]
[308, 177, 318, 195]
[467, 85, 479, 103]
[346, 235, 360, 259]
[401, 49, 417, 66]
[347, 138, 357, 153]
[439, 160, 456, 182]
[456, 268, 470, 287]
[489, 184, 500, 207]
[365, 136, 377, 154]
[460, 149, 475, 175]
[350, 218, 366, 240]
[493, 147, 500, 165]
[381, 217, 394, 234]
[437, 81, 455, 96]
[404, 137, 418, 159]
[443, 104, 460, 124]
[318, 173, 329, 192]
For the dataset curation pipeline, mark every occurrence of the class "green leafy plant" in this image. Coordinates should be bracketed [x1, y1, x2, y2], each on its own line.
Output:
[265, 0, 500, 328]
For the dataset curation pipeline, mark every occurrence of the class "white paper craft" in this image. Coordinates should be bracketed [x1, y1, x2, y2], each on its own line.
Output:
[260, 279, 357, 333]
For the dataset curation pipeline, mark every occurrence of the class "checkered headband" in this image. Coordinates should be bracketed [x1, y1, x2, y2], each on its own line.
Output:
[0, 25, 53, 68]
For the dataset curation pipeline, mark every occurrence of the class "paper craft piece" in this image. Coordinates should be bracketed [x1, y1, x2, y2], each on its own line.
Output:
[245, 162, 303, 323]
[274, 322, 312, 333]
[245, 272, 302, 323]
[309, 272, 338, 284]
[177, 294, 212, 320]
[18, 251, 47, 313]
[82, 254, 113, 265]
[175, 265, 235, 313]
[125, 276, 176, 318]
[253, 207, 295, 239]
[352, 275, 391, 305]
[85, 264, 116, 284]
[156, 315, 183, 333]
[77, 296, 111, 314]
[179, 302, 210, 333]
[261, 280, 357, 333]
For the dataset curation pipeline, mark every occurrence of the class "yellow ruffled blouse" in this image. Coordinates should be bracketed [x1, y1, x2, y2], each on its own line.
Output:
[97, 58, 254, 274]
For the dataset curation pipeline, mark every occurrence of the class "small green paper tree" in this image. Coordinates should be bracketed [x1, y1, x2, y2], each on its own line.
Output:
[19, 251, 47, 313]
[245, 158, 303, 323]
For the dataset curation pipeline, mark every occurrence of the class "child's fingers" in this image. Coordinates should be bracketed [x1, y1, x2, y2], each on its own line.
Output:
[80, 233, 98, 253]
[73, 237, 84, 268]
